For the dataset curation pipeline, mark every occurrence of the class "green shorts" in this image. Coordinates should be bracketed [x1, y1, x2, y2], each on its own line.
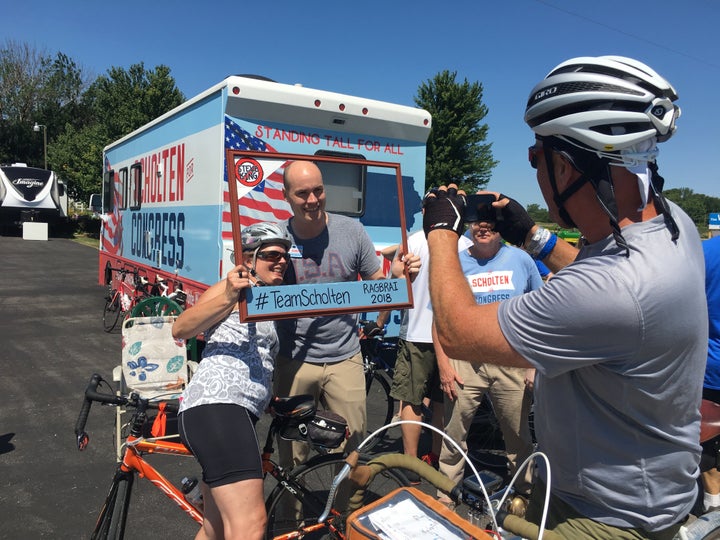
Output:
[526, 479, 683, 540]
[389, 339, 442, 406]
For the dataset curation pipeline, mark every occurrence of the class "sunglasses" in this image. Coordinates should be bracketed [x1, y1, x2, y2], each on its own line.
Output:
[529, 143, 582, 173]
[528, 145, 543, 169]
[256, 250, 290, 262]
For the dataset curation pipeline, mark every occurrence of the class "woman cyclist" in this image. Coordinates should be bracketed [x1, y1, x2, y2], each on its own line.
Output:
[173, 223, 292, 540]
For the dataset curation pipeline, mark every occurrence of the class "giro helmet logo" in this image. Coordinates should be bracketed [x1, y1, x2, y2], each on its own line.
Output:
[535, 86, 557, 101]
[651, 105, 666, 118]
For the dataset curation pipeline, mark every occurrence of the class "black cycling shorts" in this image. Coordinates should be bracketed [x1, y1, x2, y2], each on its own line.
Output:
[178, 403, 262, 488]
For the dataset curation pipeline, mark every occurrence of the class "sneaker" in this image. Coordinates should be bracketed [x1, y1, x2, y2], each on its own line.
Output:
[420, 452, 439, 470]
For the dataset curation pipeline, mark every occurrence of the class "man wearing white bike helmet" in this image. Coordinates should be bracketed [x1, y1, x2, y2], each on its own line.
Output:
[423, 56, 707, 538]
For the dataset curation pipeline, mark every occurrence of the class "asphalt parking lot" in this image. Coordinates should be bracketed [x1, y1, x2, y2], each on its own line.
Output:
[0, 234, 414, 539]
[0, 234, 208, 538]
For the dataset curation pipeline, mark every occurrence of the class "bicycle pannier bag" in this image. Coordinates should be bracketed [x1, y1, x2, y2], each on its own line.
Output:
[346, 487, 494, 540]
[279, 410, 348, 449]
[307, 410, 348, 448]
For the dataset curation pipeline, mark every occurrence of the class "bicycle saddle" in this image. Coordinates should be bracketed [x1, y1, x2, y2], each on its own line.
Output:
[270, 395, 316, 420]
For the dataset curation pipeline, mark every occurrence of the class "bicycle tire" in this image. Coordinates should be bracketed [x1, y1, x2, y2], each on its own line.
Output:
[363, 370, 394, 452]
[102, 292, 122, 333]
[265, 453, 407, 539]
[466, 398, 508, 470]
[92, 472, 133, 540]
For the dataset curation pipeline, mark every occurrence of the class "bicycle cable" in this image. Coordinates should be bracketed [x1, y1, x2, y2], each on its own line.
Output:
[358, 419, 501, 532]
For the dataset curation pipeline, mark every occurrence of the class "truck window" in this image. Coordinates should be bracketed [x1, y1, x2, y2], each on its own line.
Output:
[102, 170, 114, 213]
[129, 163, 142, 210]
[118, 168, 128, 210]
[315, 150, 366, 217]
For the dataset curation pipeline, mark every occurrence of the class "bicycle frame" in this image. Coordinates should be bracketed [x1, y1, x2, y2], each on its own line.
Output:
[107, 435, 202, 525]
[76, 375, 202, 539]
[261, 414, 347, 539]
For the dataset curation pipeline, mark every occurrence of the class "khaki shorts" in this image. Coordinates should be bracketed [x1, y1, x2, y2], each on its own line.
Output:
[389, 339, 442, 406]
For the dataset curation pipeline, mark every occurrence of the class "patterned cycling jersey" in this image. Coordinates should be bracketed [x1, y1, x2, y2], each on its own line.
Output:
[179, 311, 278, 418]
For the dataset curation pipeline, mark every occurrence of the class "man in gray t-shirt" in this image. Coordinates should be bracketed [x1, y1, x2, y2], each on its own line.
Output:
[423, 56, 706, 538]
[273, 160, 418, 468]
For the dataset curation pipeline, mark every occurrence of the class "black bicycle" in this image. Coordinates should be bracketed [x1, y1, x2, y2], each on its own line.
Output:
[359, 322, 398, 452]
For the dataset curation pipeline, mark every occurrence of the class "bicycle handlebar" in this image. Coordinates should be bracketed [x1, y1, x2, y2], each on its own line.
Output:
[345, 452, 563, 540]
[318, 451, 361, 523]
[74, 373, 102, 451]
[74, 373, 179, 452]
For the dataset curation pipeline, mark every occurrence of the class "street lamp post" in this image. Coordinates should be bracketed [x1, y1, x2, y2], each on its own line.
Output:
[33, 122, 47, 170]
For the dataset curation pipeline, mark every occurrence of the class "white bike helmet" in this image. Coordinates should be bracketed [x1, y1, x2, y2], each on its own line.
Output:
[241, 222, 292, 252]
[525, 55, 680, 163]
[524, 56, 680, 254]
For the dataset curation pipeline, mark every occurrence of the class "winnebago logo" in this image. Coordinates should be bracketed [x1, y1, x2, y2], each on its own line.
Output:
[12, 178, 45, 188]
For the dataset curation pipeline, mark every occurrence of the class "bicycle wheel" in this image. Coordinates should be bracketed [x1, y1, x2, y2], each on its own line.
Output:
[92, 472, 133, 540]
[363, 370, 394, 452]
[103, 292, 122, 333]
[265, 453, 407, 539]
[466, 397, 508, 470]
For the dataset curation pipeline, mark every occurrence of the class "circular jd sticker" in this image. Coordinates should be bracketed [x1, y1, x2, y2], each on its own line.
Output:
[236, 158, 264, 187]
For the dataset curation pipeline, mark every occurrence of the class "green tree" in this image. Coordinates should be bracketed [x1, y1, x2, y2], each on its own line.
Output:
[526, 203, 550, 223]
[37, 52, 92, 132]
[50, 63, 185, 201]
[83, 63, 184, 142]
[50, 123, 107, 201]
[414, 70, 497, 193]
[0, 41, 90, 167]
[665, 188, 712, 225]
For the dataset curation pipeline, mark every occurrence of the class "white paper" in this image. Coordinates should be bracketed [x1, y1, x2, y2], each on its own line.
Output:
[366, 498, 466, 540]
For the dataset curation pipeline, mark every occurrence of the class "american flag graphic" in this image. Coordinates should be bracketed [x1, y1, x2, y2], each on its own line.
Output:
[101, 156, 123, 255]
[223, 117, 292, 239]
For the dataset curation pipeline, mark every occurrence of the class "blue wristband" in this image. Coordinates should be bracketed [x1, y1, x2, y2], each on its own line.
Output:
[536, 233, 557, 260]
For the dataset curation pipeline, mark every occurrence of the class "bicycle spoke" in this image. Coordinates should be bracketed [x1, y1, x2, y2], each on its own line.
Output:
[363, 371, 394, 452]
[265, 454, 407, 538]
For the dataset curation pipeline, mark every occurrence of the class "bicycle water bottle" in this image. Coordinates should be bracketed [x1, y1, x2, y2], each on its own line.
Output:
[181, 476, 204, 512]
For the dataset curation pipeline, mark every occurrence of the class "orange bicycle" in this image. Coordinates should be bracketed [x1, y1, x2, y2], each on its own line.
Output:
[75, 373, 408, 540]
[75, 373, 201, 539]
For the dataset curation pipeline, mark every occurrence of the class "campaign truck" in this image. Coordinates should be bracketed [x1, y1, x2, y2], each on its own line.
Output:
[98, 75, 431, 325]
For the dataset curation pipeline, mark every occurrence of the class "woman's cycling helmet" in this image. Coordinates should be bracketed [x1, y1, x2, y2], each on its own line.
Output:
[241, 222, 292, 252]
[524, 55, 680, 163]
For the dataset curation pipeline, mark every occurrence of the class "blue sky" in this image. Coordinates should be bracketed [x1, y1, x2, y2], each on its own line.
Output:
[5, 0, 719, 209]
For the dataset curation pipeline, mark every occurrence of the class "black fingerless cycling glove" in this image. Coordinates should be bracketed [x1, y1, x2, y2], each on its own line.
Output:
[423, 187, 466, 237]
[493, 194, 536, 247]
